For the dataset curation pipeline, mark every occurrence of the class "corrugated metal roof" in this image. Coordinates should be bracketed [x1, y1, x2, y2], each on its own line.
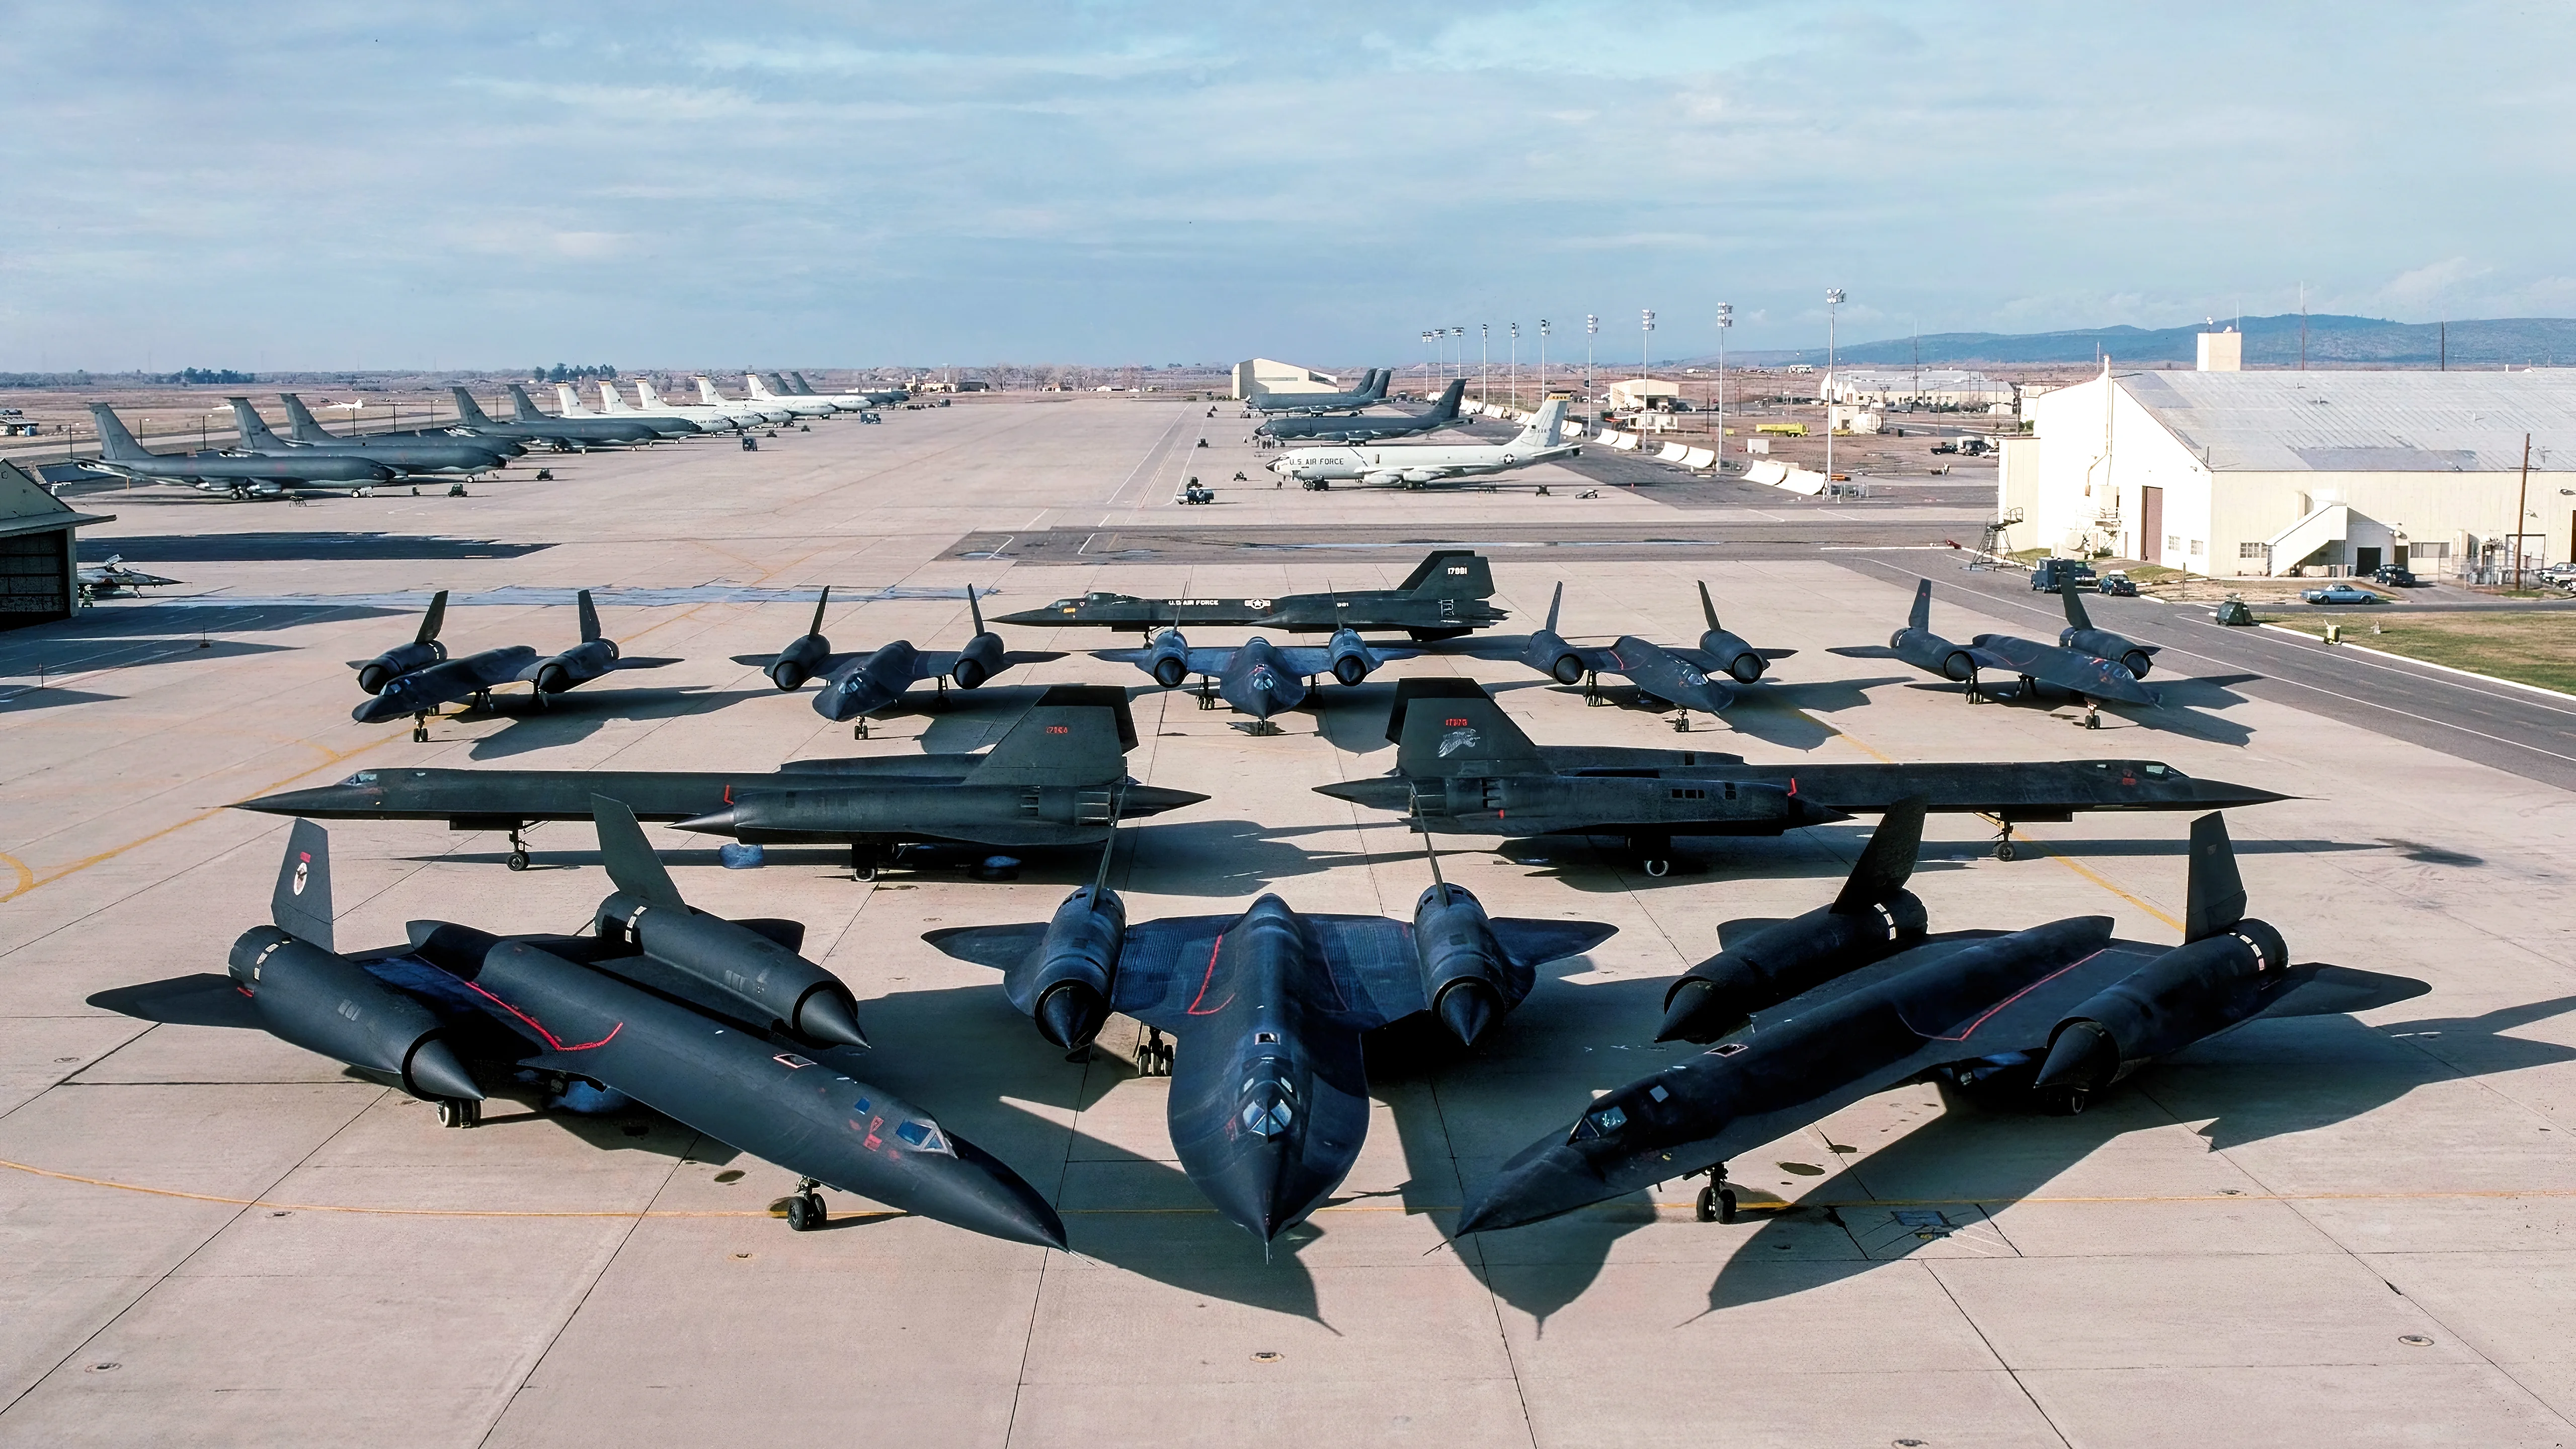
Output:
[2120, 370, 2576, 471]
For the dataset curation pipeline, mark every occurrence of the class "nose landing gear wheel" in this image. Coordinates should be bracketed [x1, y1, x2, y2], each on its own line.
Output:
[1693, 1167, 1736, 1223]
[1642, 858, 1671, 877]
[507, 850, 530, 871]
[784, 1188, 827, 1231]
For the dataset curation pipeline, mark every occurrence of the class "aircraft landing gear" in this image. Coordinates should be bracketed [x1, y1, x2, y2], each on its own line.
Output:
[1992, 821, 2018, 862]
[784, 1178, 828, 1232]
[850, 844, 879, 881]
[435, 1098, 481, 1130]
[2079, 694, 2101, 730]
[506, 827, 532, 872]
[1197, 677, 1218, 710]
[1628, 835, 1674, 878]
[411, 712, 430, 744]
[853, 718, 871, 740]
[1671, 711, 1693, 734]
[1694, 1165, 1737, 1223]
[1582, 671, 1605, 706]
[1138, 1027, 1174, 1077]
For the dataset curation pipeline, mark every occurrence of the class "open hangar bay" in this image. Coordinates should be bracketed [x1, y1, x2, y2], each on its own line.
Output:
[2, 394, 2572, 1447]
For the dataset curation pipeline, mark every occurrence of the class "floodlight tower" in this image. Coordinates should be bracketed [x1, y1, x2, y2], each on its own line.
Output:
[1824, 288, 1845, 486]
[1715, 302, 1732, 441]
[1421, 331, 1435, 391]
[1539, 318, 1550, 399]
[1479, 324, 1489, 407]
[1585, 314, 1597, 397]
[1509, 322, 1520, 409]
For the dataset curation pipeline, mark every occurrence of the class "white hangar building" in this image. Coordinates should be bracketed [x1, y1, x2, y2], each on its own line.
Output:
[2001, 344, 2576, 579]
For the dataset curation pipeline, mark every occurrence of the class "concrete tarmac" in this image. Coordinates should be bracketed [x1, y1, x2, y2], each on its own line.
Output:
[3, 396, 2572, 1447]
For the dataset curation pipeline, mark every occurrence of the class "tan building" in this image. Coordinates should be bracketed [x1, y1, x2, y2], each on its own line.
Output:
[1, 460, 114, 630]
[2002, 353, 2576, 579]
[1231, 358, 1351, 403]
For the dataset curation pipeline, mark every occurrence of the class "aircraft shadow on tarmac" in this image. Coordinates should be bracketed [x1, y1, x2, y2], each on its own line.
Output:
[1463, 993, 2576, 1323]
[456, 685, 739, 759]
[79, 531, 554, 563]
[0, 686, 120, 714]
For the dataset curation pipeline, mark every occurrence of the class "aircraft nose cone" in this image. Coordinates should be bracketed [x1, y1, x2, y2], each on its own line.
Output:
[1035, 982, 1109, 1051]
[1311, 777, 1411, 812]
[1655, 979, 1735, 1044]
[918, 1137, 1069, 1250]
[793, 992, 869, 1050]
[2189, 777, 2289, 808]
[352, 695, 408, 724]
[1200, 1139, 1332, 1244]
[1786, 795, 1852, 828]
[1457, 1143, 1605, 1235]
[1436, 980, 1500, 1046]
[669, 809, 738, 837]
[405, 1038, 483, 1102]
[235, 786, 353, 817]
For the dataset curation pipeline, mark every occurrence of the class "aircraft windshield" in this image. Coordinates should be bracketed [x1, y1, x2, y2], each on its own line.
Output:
[344, 772, 377, 785]
[893, 1119, 954, 1156]
[1570, 1102, 1629, 1142]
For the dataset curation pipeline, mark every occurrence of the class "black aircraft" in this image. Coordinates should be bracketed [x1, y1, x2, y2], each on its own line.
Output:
[277, 393, 526, 457]
[1246, 367, 1390, 416]
[1843, 579, 2159, 709]
[225, 397, 512, 478]
[1470, 581, 1794, 722]
[353, 589, 675, 738]
[245, 684, 1202, 875]
[1458, 807, 2429, 1232]
[446, 387, 656, 450]
[79, 404, 393, 500]
[1315, 680, 2286, 864]
[2057, 578, 2161, 678]
[352, 589, 451, 693]
[735, 586, 1060, 736]
[924, 828, 1615, 1245]
[90, 809, 1066, 1246]
[1255, 378, 1467, 443]
[994, 549, 1507, 640]
[1097, 625, 1415, 733]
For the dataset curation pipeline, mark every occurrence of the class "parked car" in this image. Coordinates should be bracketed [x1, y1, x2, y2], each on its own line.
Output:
[2030, 557, 2098, 592]
[2371, 565, 2419, 588]
[2097, 571, 2139, 597]
[2535, 562, 2576, 587]
[2300, 583, 2381, 605]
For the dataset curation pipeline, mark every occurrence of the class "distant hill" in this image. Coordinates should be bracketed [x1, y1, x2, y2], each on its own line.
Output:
[1724, 314, 2576, 369]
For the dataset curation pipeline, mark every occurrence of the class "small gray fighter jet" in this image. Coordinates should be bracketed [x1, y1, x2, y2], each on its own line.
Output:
[89, 810, 1066, 1246]
[76, 555, 184, 601]
[1458, 809, 2428, 1231]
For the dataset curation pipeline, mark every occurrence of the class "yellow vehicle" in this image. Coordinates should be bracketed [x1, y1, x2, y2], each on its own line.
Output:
[1756, 422, 1808, 437]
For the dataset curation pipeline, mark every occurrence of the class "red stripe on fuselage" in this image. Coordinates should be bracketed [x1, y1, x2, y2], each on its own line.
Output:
[1185, 933, 1235, 1015]
[1928, 949, 2104, 1042]
[461, 978, 624, 1052]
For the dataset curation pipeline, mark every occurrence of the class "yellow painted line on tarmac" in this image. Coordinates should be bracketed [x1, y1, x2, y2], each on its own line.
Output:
[0, 735, 407, 905]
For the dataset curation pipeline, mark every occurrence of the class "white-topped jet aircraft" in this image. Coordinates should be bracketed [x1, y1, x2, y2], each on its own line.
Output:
[695, 377, 794, 424]
[1266, 397, 1578, 490]
[587, 382, 743, 432]
[743, 375, 840, 418]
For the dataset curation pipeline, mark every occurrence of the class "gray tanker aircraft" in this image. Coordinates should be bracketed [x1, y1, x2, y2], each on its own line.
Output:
[792, 371, 908, 406]
[80, 404, 393, 499]
[352, 589, 676, 739]
[1837, 579, 2160, 708]
[1315, 679, 2286, 865]
[277, 394, 528, 457]
[736, 586, 1060, 736]
[746, 374, 841, 418]
[1459, 808, 2428, 1231]
[592, 380, 743, 431]
[509, 382, 693, 439]
[90, 812, 1065, 1246]
[996, 548, 1506, 640]
[1267, 397, 1577, 489]
[244, 685, 1203, 876]
[1097, 626, 1416, 732]
[444, 387, 653, 450]
[1245, 367, 1389, 416]
[926, 825, 1613, 1245]
[1255, 378, 1467, 444]
[225, 397, 510, 478]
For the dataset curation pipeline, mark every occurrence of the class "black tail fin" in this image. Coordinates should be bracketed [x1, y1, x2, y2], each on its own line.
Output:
[966, 695, 1131, 785]
[1698, 580, 1721, 634]
[415, 590, 447, 646]
[806, 585, 831, 639]
[577, 589, 601, 644]
[449, 388, 496, 426]
[967, 584, 985, 637]
[271, 819, 335, 950]
[278, 393, 331, 440]
[2060, 577, 2095, 631]
[1908, 578, 1933, 633]
[506, 384, 544, 422]
[1389, 679, 1549, 777]
[591, 796, 685, 908]
[2183, 811, 2247, 943]
[1545, 581, 1564, 634]
[1428, 377, 1465, 421]
[1831, 797, 1926, 913]
[87, 405, 149, 461]
[226, 397, 284, 448]
[1396, 549, 1494, 599]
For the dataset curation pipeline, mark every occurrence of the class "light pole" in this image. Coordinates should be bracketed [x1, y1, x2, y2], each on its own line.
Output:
[1422, 331, 1435, 393]
[1641, 309, 1656, 424]
[1509, 323, 1519, 409]
[1539, 318, 1550, 401]
[1585, 314, 1597, 399]
[1824, 288, 1844, 484]
[1450, 326, 1464, 381]
[1479, 325, 1489, 407]
[1715, 302, 1732, 442]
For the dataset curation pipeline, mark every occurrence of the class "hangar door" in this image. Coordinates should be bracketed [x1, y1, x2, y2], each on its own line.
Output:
[2140, 487, 2163, 564]
[0, 527, 69, 628]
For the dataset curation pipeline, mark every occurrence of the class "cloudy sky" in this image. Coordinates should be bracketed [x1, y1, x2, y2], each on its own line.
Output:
[5, 3, 2568, 370]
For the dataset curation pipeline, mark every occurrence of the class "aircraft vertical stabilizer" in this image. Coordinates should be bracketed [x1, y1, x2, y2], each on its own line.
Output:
[270, 819, 336, 950]
[1908, 578, 1934, 633]
[87, 405, 150, 460]
[1830, 797, 1927, 914]
[591, 796, 686, 908]
[1390, 680, 1549, 778]
[577, 589, 601, 644]
[2182, 812, 2248, 944]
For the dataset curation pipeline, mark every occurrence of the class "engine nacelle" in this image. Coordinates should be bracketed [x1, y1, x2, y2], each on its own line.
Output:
[593, 891, 865, 1049]
[1942, 648, 1978, 682]
[1005, 887, 1126, 1049]
[1702, 629, 1766, 684]
[357, 639, 445, 694]
[1328, 633, 1373, 686]
[1411, 883, 1530, 1046]
[771, 633, 829, 691]
[225, 925, 480, 1101]
[2034, 919, 2288, 1106]
[1657, 892, 1928, 1043]
[534, 660, 571, 696]
[951, 633, 1004, 689]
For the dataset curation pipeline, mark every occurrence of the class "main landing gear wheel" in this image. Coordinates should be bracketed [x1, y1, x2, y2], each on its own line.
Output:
[1693, 1166, 1736, 1223]
[435, 1098, 480, 1129]
[850, 845, 880, 882]
[1642, 858, 1672, 877]
[411, 712, 430, 744]
[1138, 1028, 1174, 1077]
[506, 829, 531, 871]
[1992, 821, 2018, 861]
[785, 1181, 827, 1231]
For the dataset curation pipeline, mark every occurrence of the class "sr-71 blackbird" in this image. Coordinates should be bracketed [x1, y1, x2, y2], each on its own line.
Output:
[925, 823, 1614, 1245]
[1459, 804, 2428, 1232]
[1462, 581, 1793, 721]
[1314, 680, 2286, 865]
[1097, 625, 1415, 732]
[1836, 579, 2160, 709]
[995, 549, 1506, 640]
[90, 808, 1065, 1246]
[736, 586, 1061, 735]
[351, 589, 676, 739]
[244, 685, 1203, 876]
